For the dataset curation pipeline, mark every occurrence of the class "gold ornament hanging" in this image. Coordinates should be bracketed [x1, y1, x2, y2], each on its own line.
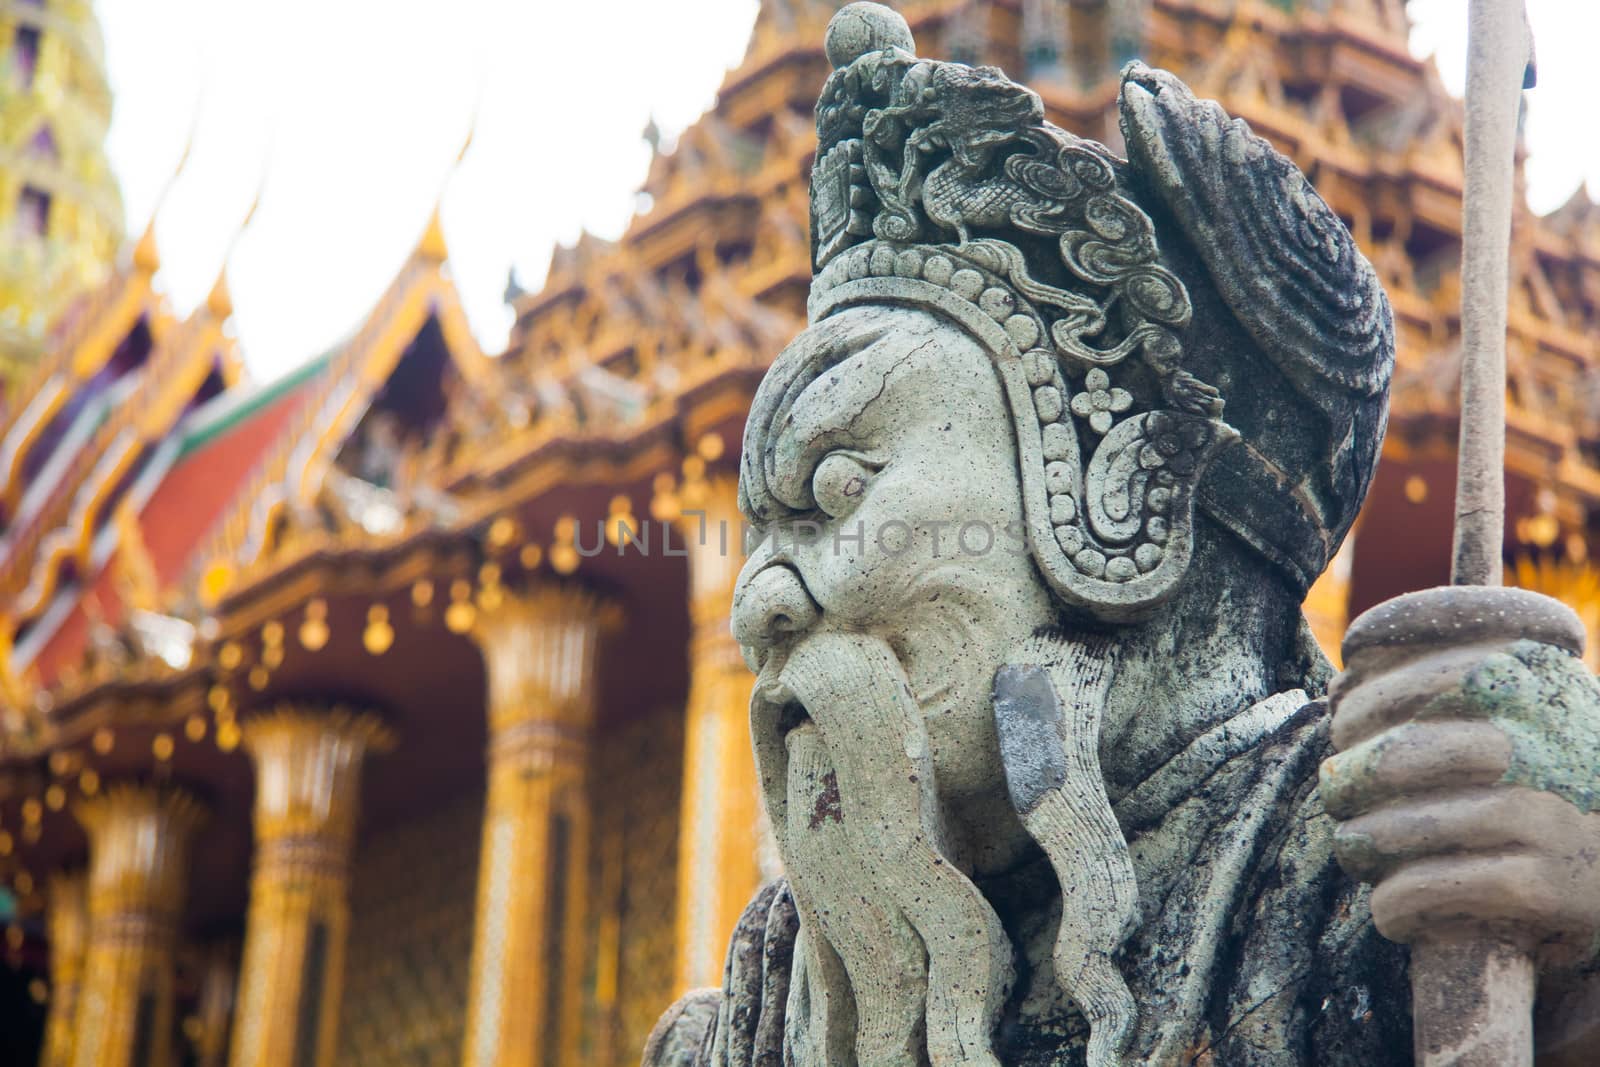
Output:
[550, 515, 581, 575]
[488, 515, 518, 549]
[680, 455, 710, 509]
[477, 562, 504, 612]
[697, 432, 726, 461]
[605, 495, 637, 547]
[445, 579, 476, 634]
[650, 472, 681, 522]
[299, 598, 330, 651]
[363, 604, 395, 655]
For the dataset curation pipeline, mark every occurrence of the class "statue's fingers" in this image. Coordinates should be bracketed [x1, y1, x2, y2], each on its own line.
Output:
[1329, 642, 1517, 750]
[1330, 785, 1553, 882]
[1368, 849, 1564, 946]
[1320, 720, 1510, 820]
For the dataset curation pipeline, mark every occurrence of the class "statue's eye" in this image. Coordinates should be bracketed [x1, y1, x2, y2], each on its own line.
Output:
[811, 453, 876, 519]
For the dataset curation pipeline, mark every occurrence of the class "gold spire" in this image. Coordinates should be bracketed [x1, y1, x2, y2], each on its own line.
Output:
[0, 0, 125, 385]
[418, 205, 449, 262]
[205, 270, 234, 320]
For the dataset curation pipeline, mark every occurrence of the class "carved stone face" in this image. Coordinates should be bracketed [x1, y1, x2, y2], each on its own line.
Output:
[732, 304, 1056, 827]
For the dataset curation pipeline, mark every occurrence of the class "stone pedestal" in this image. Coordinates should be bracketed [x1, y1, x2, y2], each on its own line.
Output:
[228, 706, 390, 1067]
[38, 872, 87, 1067]
[673, 477, 764, 992]
[70, 785, 205, 1067]
[460, 586, 604, 1067]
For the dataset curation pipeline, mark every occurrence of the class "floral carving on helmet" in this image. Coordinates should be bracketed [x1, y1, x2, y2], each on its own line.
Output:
[1070, 369, 1133, 435]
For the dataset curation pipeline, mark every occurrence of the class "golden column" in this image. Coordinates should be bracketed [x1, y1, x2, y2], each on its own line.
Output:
[70, 785, 206, 1067]
[38, 872, 87, 1067]
[461, 585, 606, 1067]
[673, 476, 764, 992]
[191, 941, 239, 1067]
[228, 705, 391, 1067]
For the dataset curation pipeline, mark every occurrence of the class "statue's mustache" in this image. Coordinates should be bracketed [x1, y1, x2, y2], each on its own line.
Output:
[753, 631, 1012, 1067]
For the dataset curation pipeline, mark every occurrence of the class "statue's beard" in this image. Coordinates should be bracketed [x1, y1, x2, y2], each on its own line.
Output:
[753, 632, 1013, 1067]
[752, 630, 1140, 1067]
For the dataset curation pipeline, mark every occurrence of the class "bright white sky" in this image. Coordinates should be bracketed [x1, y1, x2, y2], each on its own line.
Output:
[99, 0, 1599, 382]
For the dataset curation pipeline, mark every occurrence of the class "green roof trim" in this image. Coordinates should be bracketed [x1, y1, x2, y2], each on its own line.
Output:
[174, 350, 333, 460]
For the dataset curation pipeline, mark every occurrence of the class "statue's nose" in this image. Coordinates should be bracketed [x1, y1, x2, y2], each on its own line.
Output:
[732, 562, 821, 670]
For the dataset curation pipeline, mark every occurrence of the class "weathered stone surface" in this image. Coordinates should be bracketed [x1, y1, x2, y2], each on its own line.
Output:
[641, 4, 1600, 1064]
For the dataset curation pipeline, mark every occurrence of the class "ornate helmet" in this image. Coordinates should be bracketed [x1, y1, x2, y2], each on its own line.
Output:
[740, 2, 1393, 622]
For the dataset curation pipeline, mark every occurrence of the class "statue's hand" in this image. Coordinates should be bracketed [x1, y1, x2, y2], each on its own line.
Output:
[1324, 588, 1600, 1062]
[1325, 617, 1600, 965]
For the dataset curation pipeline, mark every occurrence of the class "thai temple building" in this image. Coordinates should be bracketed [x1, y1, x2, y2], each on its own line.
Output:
[0, 0, 1597, 1065]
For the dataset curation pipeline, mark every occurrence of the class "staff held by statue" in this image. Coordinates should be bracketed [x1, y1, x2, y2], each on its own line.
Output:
[1337, 2, 1548, 1064]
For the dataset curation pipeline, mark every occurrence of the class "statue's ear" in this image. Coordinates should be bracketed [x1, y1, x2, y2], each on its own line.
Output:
[1118, 64, 1392, 402]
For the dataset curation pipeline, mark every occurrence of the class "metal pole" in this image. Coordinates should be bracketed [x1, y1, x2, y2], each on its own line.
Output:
[1420, 2, 1539, 1065]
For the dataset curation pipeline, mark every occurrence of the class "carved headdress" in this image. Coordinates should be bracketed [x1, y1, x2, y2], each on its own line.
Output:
[741, 2, 1394, 621]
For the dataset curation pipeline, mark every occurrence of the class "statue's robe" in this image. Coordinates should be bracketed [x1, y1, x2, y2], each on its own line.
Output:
[646, 683, 1413, 1066]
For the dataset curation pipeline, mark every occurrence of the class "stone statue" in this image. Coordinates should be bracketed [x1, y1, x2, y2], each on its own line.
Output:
[643, 5, 1600, 1064]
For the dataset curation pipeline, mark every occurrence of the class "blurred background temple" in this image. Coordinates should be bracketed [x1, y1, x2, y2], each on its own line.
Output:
[1, 1, 1599, 1065]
